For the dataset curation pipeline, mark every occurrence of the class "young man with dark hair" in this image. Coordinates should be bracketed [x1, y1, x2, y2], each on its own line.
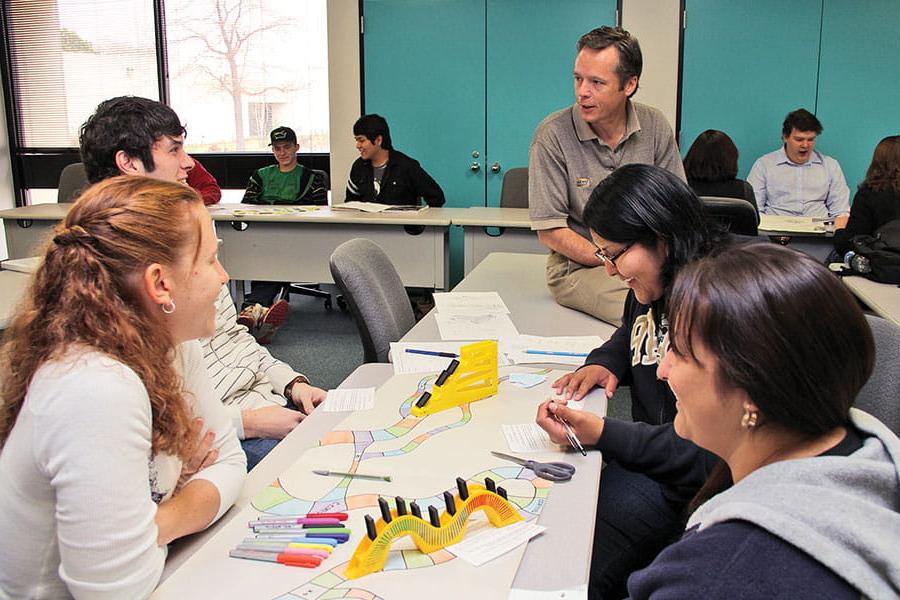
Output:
[346, 114, 445, 207]
[528, 26, 685, 326]
[748, 108, 850, 226]
[79, 97, 326, 470]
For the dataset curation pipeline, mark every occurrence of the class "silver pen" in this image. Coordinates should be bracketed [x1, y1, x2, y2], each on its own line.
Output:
[313, 469, 392, 482]
[553, 414, 587, 456]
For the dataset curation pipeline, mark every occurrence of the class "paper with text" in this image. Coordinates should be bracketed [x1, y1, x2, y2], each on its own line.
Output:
[323, 387, 376, 412]
[448, 520, 546, 567]
[436, 312, 520, 342]
[433, 291, 510, 316]
[502, 423, 559, 453]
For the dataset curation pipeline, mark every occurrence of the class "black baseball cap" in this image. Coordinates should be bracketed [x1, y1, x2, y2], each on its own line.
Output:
[269, 126, 297, 145]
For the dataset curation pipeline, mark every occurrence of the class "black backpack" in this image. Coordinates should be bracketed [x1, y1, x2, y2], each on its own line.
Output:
[848, 219, 900, 284]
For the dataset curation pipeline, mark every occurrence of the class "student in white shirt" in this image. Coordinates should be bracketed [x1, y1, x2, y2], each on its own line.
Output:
[0, 176, 246, 598]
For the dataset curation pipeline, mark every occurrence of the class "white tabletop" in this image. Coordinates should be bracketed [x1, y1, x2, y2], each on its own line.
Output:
[0, 270, 30, 329]
[843, 276, 900, 326]
[405, 252, 617, 341]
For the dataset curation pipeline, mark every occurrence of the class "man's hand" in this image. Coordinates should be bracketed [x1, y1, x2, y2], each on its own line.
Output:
[552, 365, 618, 401]
[242, 406, 304, 440]
[537, 228, 603, 266]
[290, 382, 327, 415]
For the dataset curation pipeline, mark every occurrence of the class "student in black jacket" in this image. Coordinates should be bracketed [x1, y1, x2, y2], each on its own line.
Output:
[539, 244, 900, 599]
[551, 164, 725, 598]
[345, 114, 445, 207]
[683, 129, 758, 210]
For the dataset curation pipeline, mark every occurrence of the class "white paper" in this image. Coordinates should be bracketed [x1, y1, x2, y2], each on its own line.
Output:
[435, 312, 520, 342]
[332, 201, 426, 213]
[389, 341, 462, 374]
[433, 291, 510, 316]
[502, 423, 558, 453]
[508, 583, 589, 600]
[507, 335, 603, 366]
[758, 214, 828, 233]
[206, 203, 323, 217]
[509, 373, 547, 389]
[448, 521, 546, 567]
[323, 387, 376, 412]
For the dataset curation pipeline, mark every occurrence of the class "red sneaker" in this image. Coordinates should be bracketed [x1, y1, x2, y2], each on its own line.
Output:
[255, 299, 289, 345]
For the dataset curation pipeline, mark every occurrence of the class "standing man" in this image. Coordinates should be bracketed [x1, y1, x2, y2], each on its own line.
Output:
[80, 97, 327, 470]
[240, 125, 329, 342]
[346, 114, 445, 207]
[529, 26, 685, 326]
[747, 108, 850, 227]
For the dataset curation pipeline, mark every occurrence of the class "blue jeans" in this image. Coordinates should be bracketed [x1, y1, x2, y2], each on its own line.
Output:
[589, 462, 686, 600]
[240, 437, 280, 471]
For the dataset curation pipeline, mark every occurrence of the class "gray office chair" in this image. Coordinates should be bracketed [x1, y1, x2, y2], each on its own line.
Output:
[699, 196, 759, 236]
[330, 238, 415, 363]
[500, 167, 529, 208]
[57, 162, 89, 203]
[854, 315, 900, 435]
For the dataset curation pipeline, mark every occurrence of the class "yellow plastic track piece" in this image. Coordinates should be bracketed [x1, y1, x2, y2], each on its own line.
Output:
[410, 340, 499, 417]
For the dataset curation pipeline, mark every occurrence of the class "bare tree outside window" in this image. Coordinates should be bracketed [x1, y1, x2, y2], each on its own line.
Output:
[167, 0, 328, 152]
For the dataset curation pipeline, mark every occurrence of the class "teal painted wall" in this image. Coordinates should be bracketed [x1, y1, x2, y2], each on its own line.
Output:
[363, 0, 614, 284]
[681, 0, 821, 178]
[818, 0, 900, 192]
[682, 0, 900, 193]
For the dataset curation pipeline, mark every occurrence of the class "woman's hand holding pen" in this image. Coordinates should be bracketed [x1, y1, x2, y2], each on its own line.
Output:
[552, 364, 618, 401]
[536, 400, 604, 448]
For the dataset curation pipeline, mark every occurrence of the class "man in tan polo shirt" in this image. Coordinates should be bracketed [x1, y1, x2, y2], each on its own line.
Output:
[529, 26, 685, 325]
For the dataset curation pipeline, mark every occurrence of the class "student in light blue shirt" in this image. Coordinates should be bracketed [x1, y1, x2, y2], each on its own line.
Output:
[747, 108, 850, 226]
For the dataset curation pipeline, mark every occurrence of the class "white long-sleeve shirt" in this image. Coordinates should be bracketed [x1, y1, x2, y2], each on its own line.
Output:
[201, 287, 304, 439]
[0, 341, 245, 599]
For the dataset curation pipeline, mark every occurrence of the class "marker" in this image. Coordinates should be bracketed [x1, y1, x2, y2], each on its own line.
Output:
[245, 536, 339, 546]
[256, 512, 348, 522]
[236, 544, 331, 559]
[229, 548, 321, 568]
[248, 517, 340, 527]
[524, 350, 589, 358]
[404, 348, 459, 358]
[554, 414, 588, 457]
[313, 469, 392, 482]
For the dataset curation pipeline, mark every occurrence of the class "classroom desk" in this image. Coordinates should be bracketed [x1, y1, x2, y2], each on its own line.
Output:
[0, 204, 452, 290]
[0, 203, 70, 259]
[0, 269, 30, 329]
[404, 251, 617, 342]
[445, 207, 547, 275]
[758, 214, 834, 262]
[843, 276, 900, 326]
[157, 368, 606, 598]
[210, 206, 452, 289]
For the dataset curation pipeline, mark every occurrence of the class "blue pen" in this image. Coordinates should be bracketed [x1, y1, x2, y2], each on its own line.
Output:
[524, 350, 589, 358]
[405, 348, 459, 358]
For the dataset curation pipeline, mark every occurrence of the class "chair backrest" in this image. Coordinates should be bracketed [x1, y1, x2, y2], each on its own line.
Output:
[500, 167, 529, 208]
[699, 196, 759, 236]
[57, 162, 89, 203]
[855, 315, 900, 435]
[311, 168, 330, 190]
[329, 238, 416, 363]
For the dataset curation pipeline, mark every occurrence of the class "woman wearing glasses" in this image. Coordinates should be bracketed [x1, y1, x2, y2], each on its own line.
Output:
[551, 163, 726, 599]
[539, 245, 900, 598]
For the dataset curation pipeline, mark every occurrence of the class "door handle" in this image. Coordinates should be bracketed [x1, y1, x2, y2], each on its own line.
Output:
[470, 162, 481, 173]
[491, 162, 501, 174]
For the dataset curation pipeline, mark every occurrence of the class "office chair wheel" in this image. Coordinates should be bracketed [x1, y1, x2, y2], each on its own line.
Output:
[324, 297, 333, 311]
[337, 295, 348, 311]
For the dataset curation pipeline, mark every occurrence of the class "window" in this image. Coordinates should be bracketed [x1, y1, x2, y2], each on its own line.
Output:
[166, 0, 329, 152]
[5, 0, 159, 148]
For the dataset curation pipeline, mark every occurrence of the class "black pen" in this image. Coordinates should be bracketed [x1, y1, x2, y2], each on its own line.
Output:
[554, 414, 587, 456]
[404, 348, 459, 358]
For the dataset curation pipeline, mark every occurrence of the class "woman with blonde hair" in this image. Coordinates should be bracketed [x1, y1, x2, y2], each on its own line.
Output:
[0, 176, 245, 598]
[834, 135, 900, 255]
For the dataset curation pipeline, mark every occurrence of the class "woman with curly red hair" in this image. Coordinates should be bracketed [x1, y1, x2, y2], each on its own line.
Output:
[0, 176, 245, 598]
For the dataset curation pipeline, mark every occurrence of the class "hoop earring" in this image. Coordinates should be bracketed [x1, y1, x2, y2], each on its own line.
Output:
[741, 408, 759, 429]
[161, 300, 176, 314]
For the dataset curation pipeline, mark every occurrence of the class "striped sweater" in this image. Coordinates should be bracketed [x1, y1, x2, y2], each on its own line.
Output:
[201, 287, 304, 439]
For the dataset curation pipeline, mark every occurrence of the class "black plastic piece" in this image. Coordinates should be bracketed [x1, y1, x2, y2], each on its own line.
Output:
[428, 505, 440, 527]
[378, 497, 392, 523]
[410, 501, 422, 519]
[456, 477, 469, 500]
[395, 496, 407, 516]
[365, 514, 377, 540]
[497, 486, 508, 500]
[415, 391, 431, 408]
[443, 491, 456, 516]
[484, 477, 496, 492]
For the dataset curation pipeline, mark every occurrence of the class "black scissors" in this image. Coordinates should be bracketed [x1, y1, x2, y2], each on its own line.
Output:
[491, 451, 576, 482]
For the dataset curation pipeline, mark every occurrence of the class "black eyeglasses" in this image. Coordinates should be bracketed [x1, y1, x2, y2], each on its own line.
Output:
[594, 242, 632, 267]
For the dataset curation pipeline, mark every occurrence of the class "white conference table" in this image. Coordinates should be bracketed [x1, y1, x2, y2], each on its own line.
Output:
[0, 203, 454, 291]
[758, 214, 835, 262]
[158, 251, 612, 597]
[445, 207, 547, 275]
[843, 276, 900, 326]
[0, 269, 30, 329]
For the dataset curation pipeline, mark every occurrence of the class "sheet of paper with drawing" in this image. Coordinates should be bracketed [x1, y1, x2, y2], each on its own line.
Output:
[151, 368, 576, 600]
[432, 291, 510, 316]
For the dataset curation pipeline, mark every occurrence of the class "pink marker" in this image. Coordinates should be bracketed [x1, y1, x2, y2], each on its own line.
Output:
[248, 517, 341, 527]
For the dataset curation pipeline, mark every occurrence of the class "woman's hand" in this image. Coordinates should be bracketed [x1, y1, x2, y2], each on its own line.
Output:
[176, 418, 218, 491]
[552, 365, 618, 401]
[536, 400, 604, 447]
[290, 382, 327, 415]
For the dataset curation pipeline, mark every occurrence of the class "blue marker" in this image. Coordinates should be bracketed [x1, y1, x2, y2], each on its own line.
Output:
[524, 350, 589, 358]
[405, 348, 459, 358]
